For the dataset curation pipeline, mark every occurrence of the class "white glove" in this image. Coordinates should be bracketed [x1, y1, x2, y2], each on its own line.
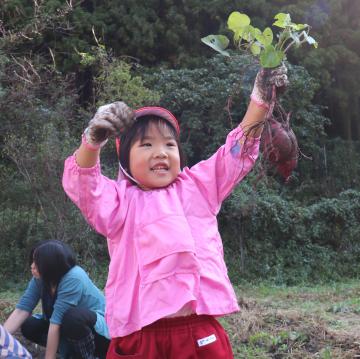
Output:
[251, 63, 289, 109]
[83, 101, 135, 149]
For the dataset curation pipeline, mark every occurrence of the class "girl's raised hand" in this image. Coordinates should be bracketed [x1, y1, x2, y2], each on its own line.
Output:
[85, 101, 135, 147]
[250, 63, 289, 109]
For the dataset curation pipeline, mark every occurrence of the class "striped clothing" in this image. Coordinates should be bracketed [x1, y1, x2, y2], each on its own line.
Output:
[0, 325, 32, 359]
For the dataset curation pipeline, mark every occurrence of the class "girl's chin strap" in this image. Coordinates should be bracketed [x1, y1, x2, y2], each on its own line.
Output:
[118, 162, 141, 185]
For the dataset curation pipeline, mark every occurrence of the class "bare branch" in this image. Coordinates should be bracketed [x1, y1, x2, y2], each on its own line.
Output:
[92, 26, 100, 47]
[48, 48, 56, 69]
[13, 71, 33, 85]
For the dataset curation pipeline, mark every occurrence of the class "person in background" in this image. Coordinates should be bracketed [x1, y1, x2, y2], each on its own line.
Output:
[3, 240, 109, 359]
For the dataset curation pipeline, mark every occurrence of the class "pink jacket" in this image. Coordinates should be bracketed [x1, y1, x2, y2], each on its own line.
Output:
[62, 126, 260, 338]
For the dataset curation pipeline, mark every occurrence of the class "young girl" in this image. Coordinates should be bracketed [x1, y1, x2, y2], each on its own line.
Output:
[62, 66, 288, 358]
[4, 240, 110, 359]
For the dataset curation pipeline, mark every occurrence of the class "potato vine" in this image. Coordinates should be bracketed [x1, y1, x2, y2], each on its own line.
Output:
[202, 12, 318, 68]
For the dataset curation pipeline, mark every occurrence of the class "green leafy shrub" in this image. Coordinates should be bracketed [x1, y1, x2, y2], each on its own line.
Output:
[222, 186, 360, 284]
[95, 58, 161, 108]
[0, 58, 109, 283]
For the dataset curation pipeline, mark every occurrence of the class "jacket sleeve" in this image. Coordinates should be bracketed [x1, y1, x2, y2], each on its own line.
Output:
[185, 125, 260, 214]
[16, 278, 41, 313]
[62, 154, 129, 238]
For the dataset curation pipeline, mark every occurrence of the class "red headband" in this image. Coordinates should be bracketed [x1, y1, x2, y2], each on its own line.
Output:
[115, 106, 180, 157]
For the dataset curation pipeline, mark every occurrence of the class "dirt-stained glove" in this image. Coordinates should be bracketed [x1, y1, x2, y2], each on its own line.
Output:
[83, 101, 135, 150]
[250, 63, 289, 109]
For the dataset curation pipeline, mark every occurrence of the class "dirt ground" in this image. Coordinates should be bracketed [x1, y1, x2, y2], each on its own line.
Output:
[222, 300, 360, 358]
[14, 331, 46, 359]
[223, 284, 360, 358]
[2, 282, 360, 358]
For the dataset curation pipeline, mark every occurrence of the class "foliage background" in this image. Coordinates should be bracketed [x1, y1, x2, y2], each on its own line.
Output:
[0, 0, 359, 287]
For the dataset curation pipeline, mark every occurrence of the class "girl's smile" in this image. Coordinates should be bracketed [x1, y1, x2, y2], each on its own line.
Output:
[151, 162, 169, 173]
[129, 123, 181, 190]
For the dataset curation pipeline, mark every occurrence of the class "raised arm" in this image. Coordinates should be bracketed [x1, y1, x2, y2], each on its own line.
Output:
[240, 100, 268, 137]
[62, 103, 135, 237]
[184, 64, 289, 211]
[76, 101, 135, 168]
[241, 63, 288, 137]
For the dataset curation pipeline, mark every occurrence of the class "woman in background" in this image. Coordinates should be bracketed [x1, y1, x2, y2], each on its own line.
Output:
[3, 240, 109, 359]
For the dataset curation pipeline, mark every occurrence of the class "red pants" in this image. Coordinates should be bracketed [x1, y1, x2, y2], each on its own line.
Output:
[106, 314, 234, 359]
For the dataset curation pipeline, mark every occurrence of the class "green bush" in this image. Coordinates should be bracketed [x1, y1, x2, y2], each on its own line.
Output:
[222, 187, 360, 285]
[0, 51, 163, 283]
[1, 46, 359, 286]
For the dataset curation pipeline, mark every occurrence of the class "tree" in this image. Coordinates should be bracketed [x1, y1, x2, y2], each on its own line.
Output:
[2, 0, 358, 140]
[276, 0, 360, 140]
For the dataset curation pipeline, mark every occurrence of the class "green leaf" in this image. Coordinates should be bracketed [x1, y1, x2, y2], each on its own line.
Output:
[292, 23, 308, 31]
[273, 13, 292, 28]
[254, 28, 263, 42]
[201, 35, 231, 56]
[254, 28, 268, 46]
[250, 43, 261, 56]
[260, 45, 284, 68]
[263, 27, 273, 46]
[234, 25, 254, 42]
[200, 11, 318, 65]
[227, 11, 251, 32]
[240, 25, 256, 42]
[233, 29, 243, 42]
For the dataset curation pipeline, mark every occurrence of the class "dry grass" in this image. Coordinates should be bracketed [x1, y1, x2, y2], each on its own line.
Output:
[1, 281, 360, 358]
[221, 282, 360, 358]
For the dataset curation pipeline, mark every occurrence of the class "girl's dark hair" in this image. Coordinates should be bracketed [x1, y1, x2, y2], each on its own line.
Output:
[119, 115, 186, 176]
[30, 240, 76, 289]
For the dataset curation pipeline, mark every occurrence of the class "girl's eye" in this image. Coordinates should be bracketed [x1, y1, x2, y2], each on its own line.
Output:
[167, 142, 176, 147]
[141, 142, 152, 147]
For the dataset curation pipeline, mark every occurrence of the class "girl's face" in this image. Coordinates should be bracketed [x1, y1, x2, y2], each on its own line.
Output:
[129, 122, 181, 190]
[31, 261, 40, 279]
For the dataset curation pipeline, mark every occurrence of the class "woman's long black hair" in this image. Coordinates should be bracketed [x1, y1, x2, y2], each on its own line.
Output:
[30, 240, 76, 291]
